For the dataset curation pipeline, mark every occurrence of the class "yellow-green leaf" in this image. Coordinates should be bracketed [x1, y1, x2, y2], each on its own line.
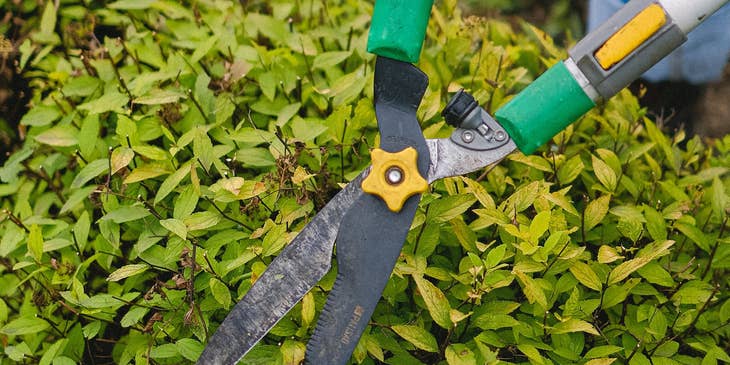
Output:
[598, 245, 624, 263]
[551, 318, 599, 335]
[35, 125, 79, 147]
[513, 270, 547, 308]
[585, 359, 617, 365]
[445, 344, 476, 365]
[413, 275, 453, 329]
[569, 262, 602, 291]
[123, 164, 171, 184]
[608, 256, 650, 285]
[301, 292, 315, 327]
[593, 155, 617, 191]
[27, 224, 43, 262]
[155, 162, 191, 204]
[210, 278, 231, 309]
[391, 325, 438, 353]
[160, 218, 187, 240]
[107, 264, 149, 282]
[111, 147, 135, 175]
[584, 195, 611, 232]
[0, 316, 50, 335]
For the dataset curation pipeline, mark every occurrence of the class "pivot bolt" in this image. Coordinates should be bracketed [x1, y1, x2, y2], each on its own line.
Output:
[385, 166, 404, 185]
[461, 131, 475, 143]
[495, 131, 507, 142]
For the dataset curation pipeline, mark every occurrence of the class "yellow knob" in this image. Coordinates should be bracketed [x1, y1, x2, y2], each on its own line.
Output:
[361, 147, 428, 212]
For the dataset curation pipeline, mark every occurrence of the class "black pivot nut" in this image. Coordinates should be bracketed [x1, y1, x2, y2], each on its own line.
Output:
[442, 89, 479, 129]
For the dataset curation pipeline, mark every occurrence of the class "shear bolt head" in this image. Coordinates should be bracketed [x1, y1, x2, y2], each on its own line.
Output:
[495, 131, 507, 142]
[385, 166, 404, 185]
[461, 131, 475, 143]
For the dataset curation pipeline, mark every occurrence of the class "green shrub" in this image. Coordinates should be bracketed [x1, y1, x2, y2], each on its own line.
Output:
[1, 1, 729, 364]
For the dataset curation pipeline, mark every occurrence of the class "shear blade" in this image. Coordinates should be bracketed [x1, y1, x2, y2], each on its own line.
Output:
[195, 174, 365, 365]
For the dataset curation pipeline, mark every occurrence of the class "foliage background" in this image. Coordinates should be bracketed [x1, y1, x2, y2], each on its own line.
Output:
[1, 0, 729, 364]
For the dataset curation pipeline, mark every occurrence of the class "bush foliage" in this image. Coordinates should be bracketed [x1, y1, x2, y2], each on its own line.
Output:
[1, 0, 729, 364]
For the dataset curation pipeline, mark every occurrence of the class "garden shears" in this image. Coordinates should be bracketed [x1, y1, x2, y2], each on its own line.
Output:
[197, 0, 729, 363]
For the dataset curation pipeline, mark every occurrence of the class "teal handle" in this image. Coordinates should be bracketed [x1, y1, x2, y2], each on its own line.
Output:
[367, 0, 434, 63]
[494, 62, 596, 154]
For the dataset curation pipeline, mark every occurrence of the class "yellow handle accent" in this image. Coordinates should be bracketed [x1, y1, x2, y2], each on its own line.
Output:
[361, 147, 428, 212]
[595, 4, 667, 70]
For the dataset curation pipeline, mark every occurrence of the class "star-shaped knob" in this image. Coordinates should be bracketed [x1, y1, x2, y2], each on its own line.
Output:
[361, 147, 429, 212]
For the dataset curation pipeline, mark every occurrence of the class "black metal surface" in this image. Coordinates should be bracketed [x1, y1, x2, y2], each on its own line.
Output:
[305, 57, 430, 364]
[196, 174, 365, 365]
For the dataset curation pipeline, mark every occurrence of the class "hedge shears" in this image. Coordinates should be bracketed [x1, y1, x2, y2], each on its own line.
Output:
[198, 0, 728, 363]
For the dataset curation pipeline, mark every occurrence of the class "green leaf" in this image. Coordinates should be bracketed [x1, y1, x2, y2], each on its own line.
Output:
[5, 342, 32, 361]
[569, 262, 602, 291]
[413, 275, 453, 329]
[77, 90, 129, 114]
[160, 218, 187, 240]
[184, 211, 220, 231]
[123, 164, 171, 184]
[429, 195, 477, 223]
[608, 256, 650, 285]
[35, 125, 79, 147]
[121, 307, 148, 328]
[107, 264, 149, 282]
[101, 206, 150, 223]
[593, 155, 617, 191]
[584, 195, 611, 232]
[280, 339, 306, 365]
[675, 222, 712, 253]
[191, 34, 219, 63]
[20, 105, 61, 126]
[586, 359, 618, 365]
[210, 278, 231, 309]
[134, 89, 186, 105]
[108, 0, 155, 9]
[529, 210, 550, 242]
[445, 344, 476, 365]
[150, 343, 179, 359]
[0, 316, 50, 335]
[62, 76, 101, 97]
[513, 270, 547, 308]
[174, 186, 199, 220]
[111, 147, 135, 175]
[391, 325, 438, 353]
[27, 224, 43, 262]
[637, 261, 674, 287]
[34, 1, 59, 44]
[473, 313, 519, 330]
[155, 162, 191, 204]
[551, 318, 599, 335]
[517, 344, 545, 365]
[291, 118, 328, 142]
[643, 205, 667, 241]
[71, 159, 109, 188]
[313, 51, 351, 69]
[177, 338, 204, 362]
[711, 177, 729, 220]
[585, 345, 624, 359]
[557, 155, 584, 184]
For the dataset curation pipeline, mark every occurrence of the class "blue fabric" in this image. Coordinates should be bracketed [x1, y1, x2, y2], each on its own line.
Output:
[588, 0, 730, 84]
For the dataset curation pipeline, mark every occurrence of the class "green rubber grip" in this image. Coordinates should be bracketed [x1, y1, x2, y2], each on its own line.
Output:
[367, 0, 434, 63]
[494, 62, 596, 154]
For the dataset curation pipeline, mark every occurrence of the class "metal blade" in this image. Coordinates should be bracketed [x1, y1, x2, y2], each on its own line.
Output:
[196, 174, 365, 365]
[305, 191, 420, 364]
[425, 138, 517, 182]
[305, 57, 430, 365]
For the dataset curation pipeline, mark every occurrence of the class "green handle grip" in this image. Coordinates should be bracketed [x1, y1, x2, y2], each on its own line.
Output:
[367, 0, 434, 63]
[494, 62, 596, 154]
